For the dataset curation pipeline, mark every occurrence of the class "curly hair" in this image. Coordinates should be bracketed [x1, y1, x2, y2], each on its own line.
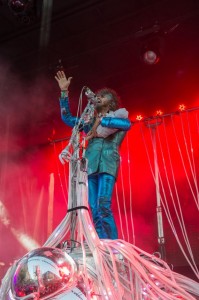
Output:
[95, 88, 121, 111]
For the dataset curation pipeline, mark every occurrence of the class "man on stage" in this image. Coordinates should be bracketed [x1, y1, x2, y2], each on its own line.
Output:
[55, 71, 131, 239]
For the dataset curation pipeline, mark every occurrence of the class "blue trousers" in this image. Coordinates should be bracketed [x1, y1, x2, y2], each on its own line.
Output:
[88, 173, 118, 239]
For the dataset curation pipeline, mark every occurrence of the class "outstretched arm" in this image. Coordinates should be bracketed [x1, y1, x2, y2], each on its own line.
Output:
[60, 97, 79, 128]
[55, 71, 78, 128]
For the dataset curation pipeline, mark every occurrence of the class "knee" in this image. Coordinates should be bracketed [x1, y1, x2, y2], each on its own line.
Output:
[99, 197, 112, 216]
[90, 206, 98, 217]
[99, 196, 111, 208]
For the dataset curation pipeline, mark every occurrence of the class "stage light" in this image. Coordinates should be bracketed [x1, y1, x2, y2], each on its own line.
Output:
[7, 0, 36, 23]
[8, 0, 33, 13]
[179, 104, 186, 111]
[136, 115, 143, 121]
[156, 110, 163, 116]
[8, 0, 26, 13]
[142, 49, 160, 65]
[140, 36, 164, 65]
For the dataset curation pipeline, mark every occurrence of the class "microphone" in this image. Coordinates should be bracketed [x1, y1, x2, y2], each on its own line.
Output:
[85, 87, 97, 104]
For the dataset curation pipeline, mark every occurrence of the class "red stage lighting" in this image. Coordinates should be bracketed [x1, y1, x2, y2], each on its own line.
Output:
[156, 110, 163, 116]
[179, 104, 186, 111]
[136, 115, 143, 121]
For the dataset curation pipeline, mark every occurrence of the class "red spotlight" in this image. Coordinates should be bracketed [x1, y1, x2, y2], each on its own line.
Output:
[156, 110, 163, 116]
[179, 104, 186, 111]
[136, 115, 143, 121]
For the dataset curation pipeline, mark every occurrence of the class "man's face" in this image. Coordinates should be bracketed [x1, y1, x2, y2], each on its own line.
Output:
[95, 93, 111, 112]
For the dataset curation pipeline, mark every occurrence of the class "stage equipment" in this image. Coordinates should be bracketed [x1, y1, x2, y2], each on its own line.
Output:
[156, 110, 163, 116]
[145, 117, 166, 260]
[1, 93, 199, 299]
[142, 49, 160, 65]
[136, 114, 143, 120]
[39, 0, 53, 48]
[140, 37, 161, 65]
[8, 0, 33, 13]
[7, 0, 36, 23]
[179, 104, 186, 111]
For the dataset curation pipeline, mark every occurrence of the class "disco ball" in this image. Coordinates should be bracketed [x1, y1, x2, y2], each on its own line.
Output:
[143, 50, 160, 65]
[10, 247, 78, 299]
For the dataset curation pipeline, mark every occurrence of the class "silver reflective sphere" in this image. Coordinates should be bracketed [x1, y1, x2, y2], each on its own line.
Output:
[11, 247, 78, 299]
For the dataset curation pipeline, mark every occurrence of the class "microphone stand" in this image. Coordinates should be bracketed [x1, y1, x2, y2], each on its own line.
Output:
[60, 100, 95, 250]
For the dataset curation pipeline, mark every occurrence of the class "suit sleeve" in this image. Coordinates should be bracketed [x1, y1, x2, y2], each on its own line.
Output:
[59, 97, 79, 128]
[100, 117, 131, 130]
[59, 96, 92, 133]
[96, 108, 131, 138]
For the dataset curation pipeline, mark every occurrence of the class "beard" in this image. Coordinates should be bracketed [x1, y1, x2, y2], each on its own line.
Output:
[94, 103, 104, 113]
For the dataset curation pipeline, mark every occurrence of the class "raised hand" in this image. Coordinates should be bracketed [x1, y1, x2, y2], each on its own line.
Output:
[55, 71, 72, 91]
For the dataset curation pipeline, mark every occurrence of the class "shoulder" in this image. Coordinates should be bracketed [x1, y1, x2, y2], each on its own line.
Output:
[112, 108, 129, 118]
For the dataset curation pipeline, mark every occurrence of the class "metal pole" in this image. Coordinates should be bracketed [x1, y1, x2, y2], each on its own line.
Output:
[70, 159, 78, 250]
[145, 120, 166, 260]
[151, 126, 166, 260]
